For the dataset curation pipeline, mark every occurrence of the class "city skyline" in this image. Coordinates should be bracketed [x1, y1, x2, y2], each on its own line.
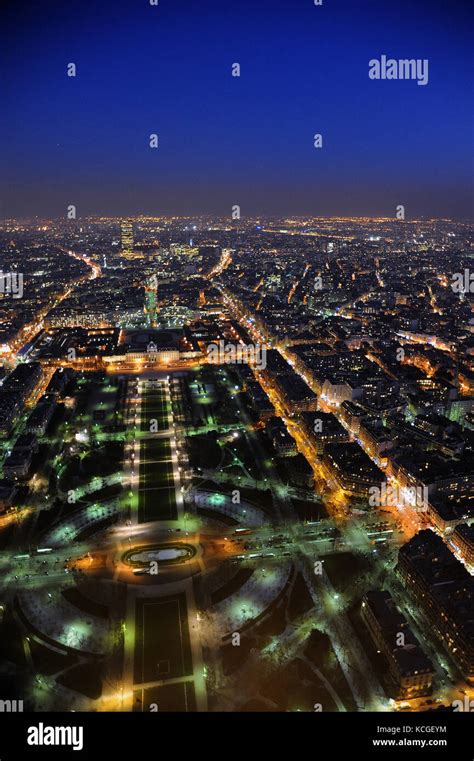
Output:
[0, 210, 472, 740]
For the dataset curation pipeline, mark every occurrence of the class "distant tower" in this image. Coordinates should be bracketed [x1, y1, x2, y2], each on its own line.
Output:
[144, 276, 158, 327]
[121, 220, 134, 257]
[103, 254, 107, 269]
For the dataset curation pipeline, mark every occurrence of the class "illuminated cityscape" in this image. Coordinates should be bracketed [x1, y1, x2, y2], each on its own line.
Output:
[0, 214, 472, 720]
[0, 0, 472, 754]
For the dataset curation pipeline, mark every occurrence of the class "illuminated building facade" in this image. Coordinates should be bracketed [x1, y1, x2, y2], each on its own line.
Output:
[121, 220, 134, 257]
[361, 590, 434, 699]
[397, 530, 474, 685]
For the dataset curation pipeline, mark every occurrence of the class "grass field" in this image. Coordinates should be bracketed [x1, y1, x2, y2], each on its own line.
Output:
[142, 438, 170, 460]
[133, 594, 193, 686]
[133, 682, 196, 712]
[137, 382, 178, 523]
[138, 487, 177, 522]
[138, 437, 177, 522]
[140, 387, 170, 433]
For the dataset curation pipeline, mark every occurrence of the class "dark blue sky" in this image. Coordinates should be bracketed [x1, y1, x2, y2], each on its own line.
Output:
[1, 0, 473, 219]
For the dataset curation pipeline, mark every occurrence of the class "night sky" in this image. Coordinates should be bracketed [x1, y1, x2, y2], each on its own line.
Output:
[1, 0, 473, 220]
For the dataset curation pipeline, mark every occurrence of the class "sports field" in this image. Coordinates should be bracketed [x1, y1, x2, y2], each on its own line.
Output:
[133, 593, 193, 685]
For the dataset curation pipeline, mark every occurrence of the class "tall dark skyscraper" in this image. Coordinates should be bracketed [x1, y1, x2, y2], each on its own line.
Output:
[121, 220, 134, 257]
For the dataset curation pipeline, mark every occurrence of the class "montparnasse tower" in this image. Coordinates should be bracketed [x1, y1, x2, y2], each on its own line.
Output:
[120, 220, 134, 257]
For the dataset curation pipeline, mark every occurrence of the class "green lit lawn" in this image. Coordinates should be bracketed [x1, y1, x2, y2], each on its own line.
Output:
[133, 594, 193, 684]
